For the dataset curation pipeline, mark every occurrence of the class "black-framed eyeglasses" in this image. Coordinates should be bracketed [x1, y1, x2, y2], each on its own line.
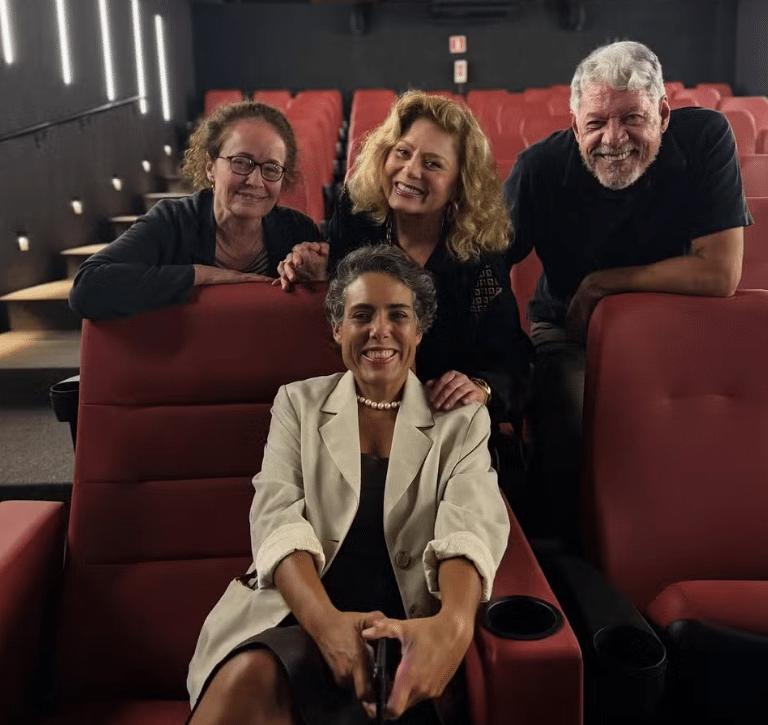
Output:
[218, 155, 286, 182]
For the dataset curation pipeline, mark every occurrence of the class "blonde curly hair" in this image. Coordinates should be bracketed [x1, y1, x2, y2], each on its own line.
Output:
[181, 101, 298, 191]
[347, 90, 511, 261]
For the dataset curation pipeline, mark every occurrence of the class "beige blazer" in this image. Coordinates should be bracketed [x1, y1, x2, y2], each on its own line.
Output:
[187, 370, 510, 704]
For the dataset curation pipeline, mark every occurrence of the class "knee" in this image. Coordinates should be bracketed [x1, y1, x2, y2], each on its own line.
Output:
[192, 648, 292, 724]
[216, 649, 286, 701]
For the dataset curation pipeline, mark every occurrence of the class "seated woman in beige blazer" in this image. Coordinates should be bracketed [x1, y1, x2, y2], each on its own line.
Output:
[186, 245, 510, 725]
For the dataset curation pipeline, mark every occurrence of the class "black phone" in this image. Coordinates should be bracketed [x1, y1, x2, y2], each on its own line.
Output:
[372, 638, 388, 725]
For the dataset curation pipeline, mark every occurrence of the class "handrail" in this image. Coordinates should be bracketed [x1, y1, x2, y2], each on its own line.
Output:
[0, 95, 145, 145]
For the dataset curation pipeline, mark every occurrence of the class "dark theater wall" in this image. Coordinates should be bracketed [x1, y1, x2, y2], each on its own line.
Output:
[736, 0, 768, 96]
[192, 0, 737, 109]
[0, 0, 195, 304]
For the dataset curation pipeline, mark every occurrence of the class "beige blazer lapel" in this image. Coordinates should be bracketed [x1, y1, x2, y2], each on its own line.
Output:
[385, 371, 434, 513]
[319, 370, 361, 499]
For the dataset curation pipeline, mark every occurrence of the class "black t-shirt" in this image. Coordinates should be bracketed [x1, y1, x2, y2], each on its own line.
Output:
[504, 107, 753, 324]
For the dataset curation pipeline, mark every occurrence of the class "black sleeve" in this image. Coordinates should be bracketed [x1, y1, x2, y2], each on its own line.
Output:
[503, 158, 536, 266]
[687, 111, 753, 240]
[68, 202, 196, 321]
[325, 187, 385, 275]
[265, 207, 322, 276]
[470, 258, 533, 426]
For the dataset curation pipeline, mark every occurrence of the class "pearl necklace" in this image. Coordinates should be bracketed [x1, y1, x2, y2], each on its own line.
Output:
[356, 395, 400, 411]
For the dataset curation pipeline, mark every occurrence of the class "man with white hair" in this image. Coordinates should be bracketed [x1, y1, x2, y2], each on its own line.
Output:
[504, 40, 751, 546]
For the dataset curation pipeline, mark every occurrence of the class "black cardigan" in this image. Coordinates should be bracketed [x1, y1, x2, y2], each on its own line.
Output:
[69, 189, 320, 321]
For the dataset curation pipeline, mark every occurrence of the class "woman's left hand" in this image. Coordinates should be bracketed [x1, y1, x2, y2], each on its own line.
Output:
[360, 612, 473, 719]
[426, 371, 486, 410]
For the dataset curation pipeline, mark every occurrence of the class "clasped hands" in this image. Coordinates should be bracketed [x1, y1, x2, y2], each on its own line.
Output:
[312, 608, 471, 720]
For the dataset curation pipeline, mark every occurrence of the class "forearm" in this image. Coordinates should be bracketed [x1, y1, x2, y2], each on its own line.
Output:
[434, 557, 482, 643]
[273, 550, 337, 639]
[588, 255, 737, 300]
[69, 262, 194, 320]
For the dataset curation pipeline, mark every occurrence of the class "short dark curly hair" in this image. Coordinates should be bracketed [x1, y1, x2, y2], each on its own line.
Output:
[324, 245, 437, 334]
[181, 101, 298, 190]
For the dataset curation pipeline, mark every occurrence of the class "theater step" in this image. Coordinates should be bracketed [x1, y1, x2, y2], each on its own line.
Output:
[110, 214, 139, 237]
[163, 173, 194, 194]
[0, 279, 79, 331]
[143, 191, 190, 212]
[61, 243, 107, 279]
[0, 329, 80, 405]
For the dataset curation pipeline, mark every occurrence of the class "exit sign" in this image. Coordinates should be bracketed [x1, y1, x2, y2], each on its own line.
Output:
[449, 35, 466, 54]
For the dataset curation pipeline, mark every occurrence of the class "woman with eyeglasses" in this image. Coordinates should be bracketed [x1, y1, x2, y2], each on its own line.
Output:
[69, 101, 319, 320]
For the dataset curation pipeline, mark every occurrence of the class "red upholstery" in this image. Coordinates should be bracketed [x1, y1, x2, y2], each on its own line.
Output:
[668, 92, 699, 110]
[697, 82, 732, 98]
[583, 291, 768, 610]
[0, 501, 66, 724]
[664, 81, 684, 98]
[742, 196, 768, 290]
[718, 96, 768, 135]
[520, 115, 571, 146]
[1, 283, 581, 724]
[721, 109, 758, 157]
[647, 581, 768, 637]
[252, 90, 292, 111]
[203, 89, 243, 117]
[739, 154, 768, 197]
[467, 503, 582, 725]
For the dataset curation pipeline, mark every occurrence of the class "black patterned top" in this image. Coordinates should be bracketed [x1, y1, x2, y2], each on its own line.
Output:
[327, 188, 533, 425]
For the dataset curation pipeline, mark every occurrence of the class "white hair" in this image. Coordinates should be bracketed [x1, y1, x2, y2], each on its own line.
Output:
[570, 41, 665, 114]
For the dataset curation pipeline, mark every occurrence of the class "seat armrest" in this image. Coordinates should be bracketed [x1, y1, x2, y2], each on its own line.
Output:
[467, 503, 583, 725]
[539, 554, 667, 723]
[0, 501, 66, 724]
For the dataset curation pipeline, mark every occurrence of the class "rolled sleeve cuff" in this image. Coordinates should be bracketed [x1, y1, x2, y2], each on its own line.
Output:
[255, 523, 326, 588]
[423, 531, 498, 602]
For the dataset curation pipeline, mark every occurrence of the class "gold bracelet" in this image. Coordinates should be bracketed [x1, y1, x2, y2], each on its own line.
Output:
[470, 377, 492, 406]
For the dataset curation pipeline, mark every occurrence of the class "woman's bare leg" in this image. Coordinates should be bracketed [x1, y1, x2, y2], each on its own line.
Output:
[189, 649, 294, 725]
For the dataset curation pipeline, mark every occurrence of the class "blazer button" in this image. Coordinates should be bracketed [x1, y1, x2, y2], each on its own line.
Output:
[395, 551, 412, 569]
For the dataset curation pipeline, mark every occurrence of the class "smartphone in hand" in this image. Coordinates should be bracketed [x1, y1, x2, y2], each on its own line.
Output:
[372, 638, 388, 725]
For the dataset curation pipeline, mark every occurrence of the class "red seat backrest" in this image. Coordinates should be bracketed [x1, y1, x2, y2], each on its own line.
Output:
[742, 196, 768, 290]
[583, 291, 768, 610]
[253, 90, 292, 111]
[722, 108, 758, 155]
[739, 154, 768, 198]
[57, 284, 343, 698]
[718, 96, 768, 134]
[204, 89, 243, 116]
[509, 252, 543, 334]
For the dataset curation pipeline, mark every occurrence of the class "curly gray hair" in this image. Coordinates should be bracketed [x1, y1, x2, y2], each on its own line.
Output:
[570, 40, 665, 114]
[324, 245, 437, 334]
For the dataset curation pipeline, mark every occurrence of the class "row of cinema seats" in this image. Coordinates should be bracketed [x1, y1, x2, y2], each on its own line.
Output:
[4, 282, 768, 723]
[203, 88, 347, 228]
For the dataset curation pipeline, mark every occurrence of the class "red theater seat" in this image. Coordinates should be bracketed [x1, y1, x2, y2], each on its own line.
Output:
[520, 114, 571, 146]
[722, 108, 758, 154]
[583, 291, 768, 720]
[203, 89, 243, 116]
[742, 196, 768, 289]
[0, 284, 582, 725]
[510, 251, 543, 335]
[739, 154, 768, 197]
[252, 89, 292, 111]
[719, 95, 768, 135]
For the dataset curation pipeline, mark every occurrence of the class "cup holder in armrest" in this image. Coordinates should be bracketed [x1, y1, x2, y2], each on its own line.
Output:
[593, 624, 667, 673]
[482, 595, 564, 640]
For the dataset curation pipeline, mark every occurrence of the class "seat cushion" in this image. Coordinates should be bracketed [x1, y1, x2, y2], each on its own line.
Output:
[40, 700, 189, 725]
[647, 580, 768, 636]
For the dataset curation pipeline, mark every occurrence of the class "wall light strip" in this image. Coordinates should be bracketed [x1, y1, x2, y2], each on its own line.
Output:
[131, 0, 148, 114]
[154, 14, 171, 121]
[55, 0, 73, 85]
[98, 0, 115, 101]
[0, 0, 14, 65]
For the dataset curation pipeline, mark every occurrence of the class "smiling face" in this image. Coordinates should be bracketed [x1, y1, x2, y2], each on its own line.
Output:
[333, 271, 422, 403]
[206, 118, 286, 222]
[382, 117, 460, 223]
[572, 82, 670, 190]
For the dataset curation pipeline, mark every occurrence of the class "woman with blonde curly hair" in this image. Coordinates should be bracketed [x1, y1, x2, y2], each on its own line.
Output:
[279, 90, 531, 424]
[69, 101, 319, 320]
